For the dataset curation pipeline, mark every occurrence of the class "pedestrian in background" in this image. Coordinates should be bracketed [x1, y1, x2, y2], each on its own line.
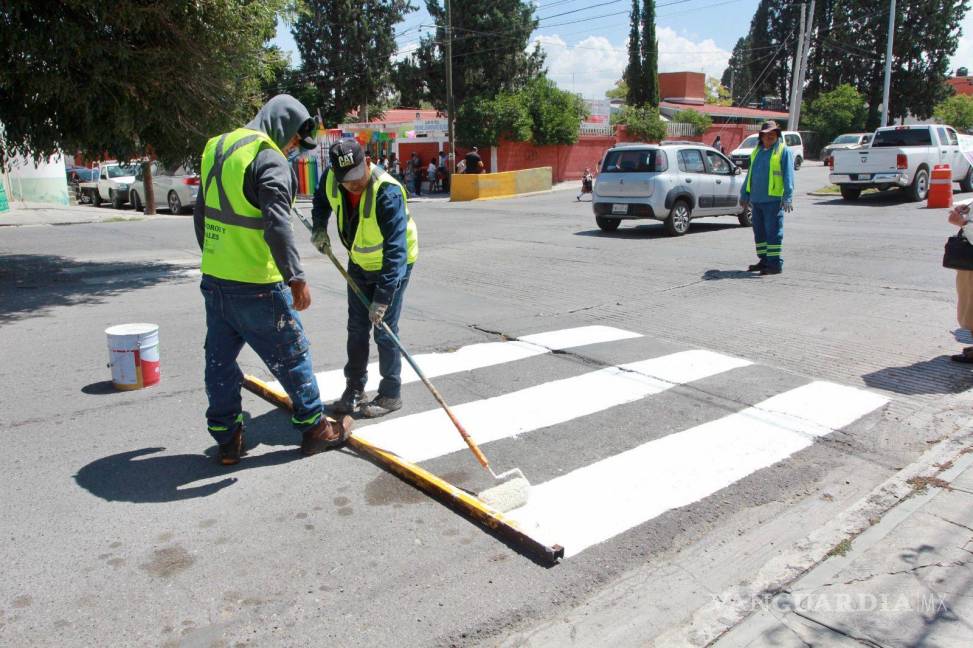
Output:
[739, 120, 794, 275]
[713, 135, 724, 153]
[947, 201, 973, 363]
[464, 147, 484, 174]
[409, 152, 422, 196]
[427, 159, 438, 192]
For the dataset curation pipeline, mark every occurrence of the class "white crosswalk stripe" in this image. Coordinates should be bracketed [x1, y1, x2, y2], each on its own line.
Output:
[506, 381, 888, 557]
[355, 350, 752, 463]
[266, 325, 642, 398]
[253, 326, 890, 560]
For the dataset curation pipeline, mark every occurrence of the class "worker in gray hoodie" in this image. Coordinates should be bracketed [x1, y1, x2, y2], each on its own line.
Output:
[193, 94, 352, 465]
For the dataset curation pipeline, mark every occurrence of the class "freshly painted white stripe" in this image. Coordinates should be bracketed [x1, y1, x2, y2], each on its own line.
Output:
[354, 350, 752, 463]
[266, 325, 641, 398]
[506, 381, 889, 558]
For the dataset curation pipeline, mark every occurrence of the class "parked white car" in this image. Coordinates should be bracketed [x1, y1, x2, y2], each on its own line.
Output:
[729, 131, 805, 170]
[78, 162, 139, 208]
[592, 142, 751, 236]
[128, 162, 199, 214]
[829, 125, 973, 201]
[820, 132, 873, 165]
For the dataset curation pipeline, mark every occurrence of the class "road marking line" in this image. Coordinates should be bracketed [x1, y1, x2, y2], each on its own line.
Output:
[354, 350, 752, 463]
[266, 325, 642, 397]
[506, 381, 889, 558]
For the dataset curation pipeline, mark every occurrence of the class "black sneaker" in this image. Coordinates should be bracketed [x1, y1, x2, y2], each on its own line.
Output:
[217, 426, 246, 465]
[747, 261, 766, 272]
[331, 387, 365, 415]
[760, 267, 782, 275]
[361, 396, 402, 418]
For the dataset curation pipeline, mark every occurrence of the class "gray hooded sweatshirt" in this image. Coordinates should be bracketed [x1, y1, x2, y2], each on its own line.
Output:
[194, 94, 310, 283]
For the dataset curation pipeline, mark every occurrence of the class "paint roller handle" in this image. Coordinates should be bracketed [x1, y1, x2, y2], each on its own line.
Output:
[294, 207, 494, 473]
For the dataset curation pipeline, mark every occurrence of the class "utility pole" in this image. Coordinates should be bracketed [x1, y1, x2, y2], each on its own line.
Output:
[445, 0, 457, 188]
[792, 0, 815, 129]
[787, 3, 806, 129]
[881, 0, 896, 126]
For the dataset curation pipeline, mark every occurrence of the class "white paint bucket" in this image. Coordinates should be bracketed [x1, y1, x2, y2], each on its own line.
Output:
[105, 323, 160, 390]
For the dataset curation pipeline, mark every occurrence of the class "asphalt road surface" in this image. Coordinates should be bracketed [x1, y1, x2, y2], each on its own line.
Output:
[2, 164, 971, 647]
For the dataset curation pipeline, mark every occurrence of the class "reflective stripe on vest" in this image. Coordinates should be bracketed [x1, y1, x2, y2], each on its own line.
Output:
[746, 141, 785, 197]
[325, 166, 419, 272]
[199, 128, 285, 284]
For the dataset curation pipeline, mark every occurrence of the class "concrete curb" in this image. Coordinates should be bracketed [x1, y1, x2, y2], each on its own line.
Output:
[653, 426, 973, 647]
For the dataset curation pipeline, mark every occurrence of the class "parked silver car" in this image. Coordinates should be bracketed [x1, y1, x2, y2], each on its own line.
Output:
[592, 143, 751, 236]
[129, 161, 199, 214]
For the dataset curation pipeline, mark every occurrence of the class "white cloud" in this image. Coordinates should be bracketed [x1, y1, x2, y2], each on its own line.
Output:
[950, 11, 973, 73]
[532, 27, 731, 99]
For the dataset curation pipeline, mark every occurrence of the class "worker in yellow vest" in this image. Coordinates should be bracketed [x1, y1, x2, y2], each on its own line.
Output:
[739, 120, 795, 275]
[310, 139, 418, 418]
[193, 95, 352, 465]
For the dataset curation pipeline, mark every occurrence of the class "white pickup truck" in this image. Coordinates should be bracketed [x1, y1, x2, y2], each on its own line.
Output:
[829, 124, 973, 202]
[78, 162, 139, 208]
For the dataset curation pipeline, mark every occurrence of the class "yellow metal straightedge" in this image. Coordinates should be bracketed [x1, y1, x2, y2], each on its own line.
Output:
[242, 374, 564, 566]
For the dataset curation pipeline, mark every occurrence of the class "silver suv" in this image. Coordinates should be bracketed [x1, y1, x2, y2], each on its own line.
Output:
[592, 143, 751, 236]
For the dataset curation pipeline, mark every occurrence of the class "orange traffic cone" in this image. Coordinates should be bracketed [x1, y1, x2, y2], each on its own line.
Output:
[928, 164, 953, 208]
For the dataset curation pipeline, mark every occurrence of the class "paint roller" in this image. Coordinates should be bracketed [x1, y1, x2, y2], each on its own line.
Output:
[291, 207, 530, 512]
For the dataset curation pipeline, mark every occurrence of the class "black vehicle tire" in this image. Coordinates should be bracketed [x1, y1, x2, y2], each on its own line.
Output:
[839, 185, 861, 201]
[794, 156, 803, 170]
[738, 203, 752, 227]
[907, 167, 929, 202]
[92, 190, 102, 207]
[111, 190, 124, 209]
[595, 216, 620, 232]
[168, 191, 183, 214]
[131, 190, 142, 212]
[960, 167, 973, 193]
[664, 200, 692, 236]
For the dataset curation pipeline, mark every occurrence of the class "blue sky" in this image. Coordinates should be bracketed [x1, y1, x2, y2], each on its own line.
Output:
[273, 0, 973, 100]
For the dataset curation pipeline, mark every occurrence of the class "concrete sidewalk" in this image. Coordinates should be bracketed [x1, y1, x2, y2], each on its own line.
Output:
[0, 202, 182, 227]
[715, 448, 973, 647]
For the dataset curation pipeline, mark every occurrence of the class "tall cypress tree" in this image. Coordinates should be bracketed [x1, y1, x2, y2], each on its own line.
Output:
[624, 0, 644, 105]
[641, 0, 660, 107]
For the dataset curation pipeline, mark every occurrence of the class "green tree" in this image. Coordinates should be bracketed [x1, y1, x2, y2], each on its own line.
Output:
[613, 105, 667, 142]
[745, 0, 800, 107]
[391, 55, 427, 108]
[641, 0, 660, 107]
[672, 110, 713, 135]
[802, 84, 867, 146]
[606, 79, 629, 101]
[721, 37, 752, 105]
[625, 0, 645, 106]
[520, 77, 590, 145]
[292, 0, 414, 126]
[417, 1, 544, 111]
[705, 78, 732, 106]
[456, 92, 531, 147]
[934, 93, 973, 131]
[0, 0, 284, 215]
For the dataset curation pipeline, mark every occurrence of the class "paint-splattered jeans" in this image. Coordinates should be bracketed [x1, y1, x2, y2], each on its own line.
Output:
[200, 275, 322, 445]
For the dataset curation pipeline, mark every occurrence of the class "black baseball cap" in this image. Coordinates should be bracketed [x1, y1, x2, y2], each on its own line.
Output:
[298, 118, 317, 150]
[329, 139, 367, 182]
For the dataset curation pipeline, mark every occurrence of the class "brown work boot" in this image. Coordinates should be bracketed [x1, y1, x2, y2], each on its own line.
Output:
[217, 426, 246, 466]
[300, 415, 353, 456]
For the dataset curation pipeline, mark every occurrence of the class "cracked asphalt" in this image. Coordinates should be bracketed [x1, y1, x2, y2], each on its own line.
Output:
[2, 163, 972, 646]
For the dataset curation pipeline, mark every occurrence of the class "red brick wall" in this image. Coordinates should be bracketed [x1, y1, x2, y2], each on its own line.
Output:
[496, 137, 613, 182]
[659, 72, 706, 103]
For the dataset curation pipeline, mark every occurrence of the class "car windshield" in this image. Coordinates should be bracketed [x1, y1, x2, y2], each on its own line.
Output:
[832, 134, 862, 144]
[739, 135, 759, 149]
[601, 149, 667, 173]
[107, 165, 138, 178]
[871, 129, 932, 147]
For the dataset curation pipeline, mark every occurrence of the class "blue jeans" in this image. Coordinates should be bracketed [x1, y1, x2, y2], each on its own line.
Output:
[751, 200, 784, 270]
[200, 275, 323, 445]
[345, 264, 413, 399]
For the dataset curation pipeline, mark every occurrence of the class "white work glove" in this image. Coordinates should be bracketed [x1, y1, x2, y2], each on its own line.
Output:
[782, 201, 794, 213]
[311, 227, 330, 253]
[369, 302, 388, 326]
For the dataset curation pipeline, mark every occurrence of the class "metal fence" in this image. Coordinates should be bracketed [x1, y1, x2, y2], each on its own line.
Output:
[580, 122, 613, 136]
[665, 122, 698, 137]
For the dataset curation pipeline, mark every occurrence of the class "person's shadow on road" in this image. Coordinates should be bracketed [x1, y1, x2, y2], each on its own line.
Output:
[702, 269, 761, 280]
[74, 408, 320, 503]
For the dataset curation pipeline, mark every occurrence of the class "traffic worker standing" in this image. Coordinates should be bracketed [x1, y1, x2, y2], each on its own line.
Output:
[310, 139, 418, 418]
[193, 94, 352, 465]
[739, 120, 795, 275]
